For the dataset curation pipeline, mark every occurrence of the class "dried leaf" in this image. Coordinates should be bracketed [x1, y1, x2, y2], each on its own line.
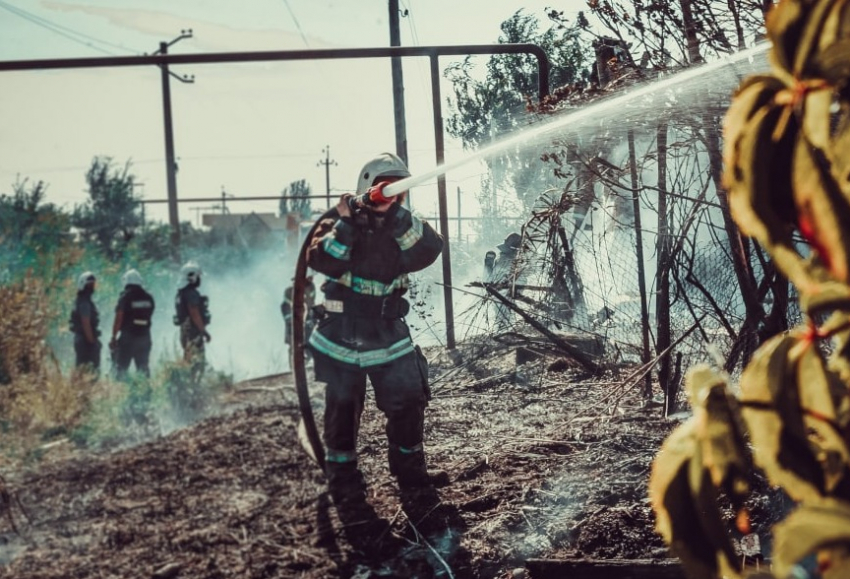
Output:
[793, 0, 843, 77]
[795, 344, 850, 492]
[739, 333, 825, 502]
[801, 279, 850, 317]
[766, 0, 807, 76]
[814, 38, 850, 87]
[792, 137, 850, 284]
[773, 498, 850, 579]
[691, 368, 752, 503]
[725, 79, 798, 243]
[649, 417, 741, 579]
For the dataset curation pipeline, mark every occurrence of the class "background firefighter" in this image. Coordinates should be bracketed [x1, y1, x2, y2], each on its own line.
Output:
[69, 271, 101, 375]
[282, 276, 316, 364]
[305, 152, 444, 505]
[484, 232, 525, 329]
[110, 269, 155, 379]
[173, 261, 211, 379]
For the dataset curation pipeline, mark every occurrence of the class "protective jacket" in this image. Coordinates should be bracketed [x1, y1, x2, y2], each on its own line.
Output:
[174, 285, 210, 332]
[306, 203, 442, 367]
[116, 285, 155, 335]
[70, 292, 100, 337]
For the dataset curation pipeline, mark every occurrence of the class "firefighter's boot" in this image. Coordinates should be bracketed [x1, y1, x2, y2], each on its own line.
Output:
[326, 461, 367, 506]
[388, 444, 449, 490]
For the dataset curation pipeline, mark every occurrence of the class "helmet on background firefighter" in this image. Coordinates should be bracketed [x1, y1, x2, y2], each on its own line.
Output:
[497, 232, 523, 253]
[76, 271, 96, 292]
[355, 152, 411, 196]
[177, 261, 202, 289]
[122, 268, 144, 287]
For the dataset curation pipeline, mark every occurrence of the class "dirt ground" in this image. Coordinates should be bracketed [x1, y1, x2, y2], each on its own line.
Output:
[0, 341, 762, 578]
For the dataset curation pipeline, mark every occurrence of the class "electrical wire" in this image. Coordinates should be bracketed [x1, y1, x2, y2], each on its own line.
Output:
[0, 0, 137, 56]
[281, 0, 310, 47]
[399, 0, 420, 45]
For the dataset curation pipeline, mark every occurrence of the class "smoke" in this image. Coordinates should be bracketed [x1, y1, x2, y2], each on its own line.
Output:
[200, 248, 291, 379]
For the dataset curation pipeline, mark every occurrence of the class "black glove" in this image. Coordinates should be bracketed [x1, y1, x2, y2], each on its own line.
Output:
[203, 330, 212, 343]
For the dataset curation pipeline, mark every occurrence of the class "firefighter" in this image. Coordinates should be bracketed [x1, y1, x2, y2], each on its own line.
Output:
[306, 152, 444, 505]
[485, 232, 524, 328]
[173, 261, 211, 378]
[110, 269, 155, 379]
[281, 276, 316, 363]
[69, 271, 101, 374]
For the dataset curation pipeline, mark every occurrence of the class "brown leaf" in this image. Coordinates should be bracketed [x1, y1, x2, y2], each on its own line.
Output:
[739, 332, 825, 502]
[773, 498, 850, 579]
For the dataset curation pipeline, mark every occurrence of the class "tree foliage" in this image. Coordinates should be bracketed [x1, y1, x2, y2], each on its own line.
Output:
[72, 157, 142, 259]
[649, 0, 850, 577]
[576, 0, 769, 67]
[445, 10, 590, 210]
[279, 179, 313, 219]
[0, 178, 72, 278]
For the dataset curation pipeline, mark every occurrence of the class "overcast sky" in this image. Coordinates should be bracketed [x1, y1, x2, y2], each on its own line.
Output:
[0, 0, 586, 225]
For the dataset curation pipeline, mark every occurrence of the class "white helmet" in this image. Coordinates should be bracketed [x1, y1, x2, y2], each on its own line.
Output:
[178, 261, 202, 289]
[122, 268, 143, 287]
[355, 152, 411, 196]
[76, 271, 96, 292]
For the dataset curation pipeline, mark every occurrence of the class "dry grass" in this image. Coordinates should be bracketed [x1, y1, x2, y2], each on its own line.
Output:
[0, 261, 113, 457]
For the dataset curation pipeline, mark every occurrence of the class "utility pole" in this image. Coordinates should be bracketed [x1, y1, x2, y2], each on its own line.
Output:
[388, 0, 408, 165]
[154, 29, 194, 259]
[317, 145, 337, 209]
[220, 186, 233, 214]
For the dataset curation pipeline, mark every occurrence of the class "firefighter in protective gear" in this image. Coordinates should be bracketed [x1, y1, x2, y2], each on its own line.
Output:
[282, 276, 316, 363]
[485, 232, 525, 329]
[174, 261, 211, 377]
[70, 271, 101, 373]
[306, 152, 444, 505]
[110, 269, 155, 379]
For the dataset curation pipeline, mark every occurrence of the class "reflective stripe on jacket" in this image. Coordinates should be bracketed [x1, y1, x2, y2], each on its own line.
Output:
[306, 203, 442, 368]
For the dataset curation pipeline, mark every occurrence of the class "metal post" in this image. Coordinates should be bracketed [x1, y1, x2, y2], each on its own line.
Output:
[628, 129, 653, 400]
[457, 186, 462, 242]
[429, 54, 455, 349]
[388, 0, 408, 166]
[159, 41, 181, 254]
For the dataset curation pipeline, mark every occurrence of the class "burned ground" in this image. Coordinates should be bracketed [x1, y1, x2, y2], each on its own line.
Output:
[0, 344, 731, 578]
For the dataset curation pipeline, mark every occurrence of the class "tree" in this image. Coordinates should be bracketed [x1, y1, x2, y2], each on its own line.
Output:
[72, 157, 142, 259]
[576, 0, 767, 68]
[0, 178, 72, 275]
[445, 10, 590, 211]
[279, 179, 313, 219]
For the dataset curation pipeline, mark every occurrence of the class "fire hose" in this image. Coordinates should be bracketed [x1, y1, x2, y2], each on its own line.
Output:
[291, 183, 406, 471]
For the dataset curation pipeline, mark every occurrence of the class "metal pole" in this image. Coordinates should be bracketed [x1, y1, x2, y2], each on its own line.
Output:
[388, 0, 408, 166]
[325, 147, 330, 208]
[457, 186, 462, 242]
[628, 129, 653, 400]
[159, 41, 181, 254]
[429, 54, 455, 350]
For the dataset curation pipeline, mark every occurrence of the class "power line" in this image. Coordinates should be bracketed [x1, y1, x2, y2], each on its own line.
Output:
[400, 0, 420, 45]
[0, 0, 137, 56]
[281, 0, 310, 47]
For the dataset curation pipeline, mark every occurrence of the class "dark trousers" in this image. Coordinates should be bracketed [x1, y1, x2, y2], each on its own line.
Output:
[315, 350, 427, 457]
[115, 333, 152, 378]
[74, 335, 101, 373]
[180, 324, 205, 375]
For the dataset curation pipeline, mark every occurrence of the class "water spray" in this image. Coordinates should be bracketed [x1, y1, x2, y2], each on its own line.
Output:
[381, 42, 769, 199]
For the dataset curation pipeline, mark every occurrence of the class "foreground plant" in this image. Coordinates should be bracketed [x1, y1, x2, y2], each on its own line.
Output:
[649, 0, 850, 578]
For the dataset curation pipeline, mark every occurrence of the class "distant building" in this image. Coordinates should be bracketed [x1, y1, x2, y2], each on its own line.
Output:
[202, 212, 300, 249]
